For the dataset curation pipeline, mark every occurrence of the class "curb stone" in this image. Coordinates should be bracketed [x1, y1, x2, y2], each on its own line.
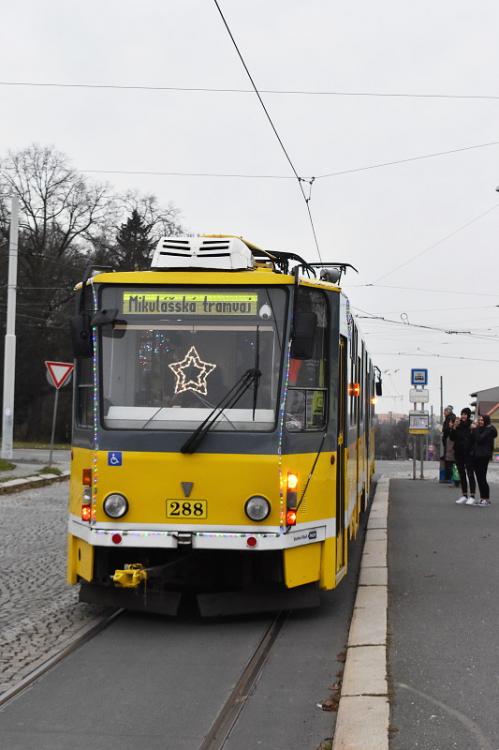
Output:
[332, 476, 389, 750]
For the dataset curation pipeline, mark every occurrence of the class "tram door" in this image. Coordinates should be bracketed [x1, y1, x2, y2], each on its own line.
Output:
[336, 336, 348, 573]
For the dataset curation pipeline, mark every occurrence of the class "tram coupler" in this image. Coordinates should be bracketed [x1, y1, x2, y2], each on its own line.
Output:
[112, 563, 148, 589]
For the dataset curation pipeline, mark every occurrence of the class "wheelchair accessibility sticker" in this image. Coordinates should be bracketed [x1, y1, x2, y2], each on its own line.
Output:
[108, 451, 123, 466]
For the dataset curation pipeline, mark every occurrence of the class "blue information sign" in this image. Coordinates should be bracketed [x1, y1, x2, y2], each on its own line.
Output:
[107, 451, 122, 466]
[411, 368, 428, 386]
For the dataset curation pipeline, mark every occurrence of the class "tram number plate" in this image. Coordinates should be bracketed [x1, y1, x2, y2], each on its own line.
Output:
[166, 499, 207, 519]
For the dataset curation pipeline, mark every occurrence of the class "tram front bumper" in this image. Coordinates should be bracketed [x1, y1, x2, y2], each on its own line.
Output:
[68, 516, 328, 550]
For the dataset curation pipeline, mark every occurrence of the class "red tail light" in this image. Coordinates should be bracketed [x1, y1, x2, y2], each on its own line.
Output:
[286, 509, 297, 526]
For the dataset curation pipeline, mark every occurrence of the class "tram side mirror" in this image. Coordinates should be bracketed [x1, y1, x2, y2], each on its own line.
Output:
[375, 379, 383, 397]
[70, 313, 93, 357]
[290, 311, 317, 360]
[91, 308, 127, 338]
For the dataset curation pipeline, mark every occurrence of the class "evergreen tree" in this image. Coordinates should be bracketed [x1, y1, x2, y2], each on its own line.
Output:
[114, 209, 156, 271]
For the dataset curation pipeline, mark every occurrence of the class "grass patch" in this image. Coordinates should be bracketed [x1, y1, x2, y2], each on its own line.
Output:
[0, 459, 16, 472]
[39, 466, 63, 476]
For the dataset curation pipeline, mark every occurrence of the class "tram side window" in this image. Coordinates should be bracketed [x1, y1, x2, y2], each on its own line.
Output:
[76, 358, 93, 428]
[349, 327, 357, 427]
[286, 289, 328, 432]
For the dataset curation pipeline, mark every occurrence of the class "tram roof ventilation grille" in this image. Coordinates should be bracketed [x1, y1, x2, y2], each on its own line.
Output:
[151, 236, 255, 271]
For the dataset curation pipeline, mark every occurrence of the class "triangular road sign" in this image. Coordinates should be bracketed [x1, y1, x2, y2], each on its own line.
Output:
[45, 361, 75, 389]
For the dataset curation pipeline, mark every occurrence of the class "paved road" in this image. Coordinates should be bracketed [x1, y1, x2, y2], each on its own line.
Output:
[389, 478, 499, 750]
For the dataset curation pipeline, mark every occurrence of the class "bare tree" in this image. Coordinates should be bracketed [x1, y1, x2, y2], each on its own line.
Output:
[93, 190, 184, 270]
[0, 144, 185, 441]
[0, 145, 115, 439]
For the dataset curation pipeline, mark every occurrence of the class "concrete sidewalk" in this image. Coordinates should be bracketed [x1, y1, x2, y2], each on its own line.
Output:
[388, 478, 499, 750]
[0, 450, 70, 494]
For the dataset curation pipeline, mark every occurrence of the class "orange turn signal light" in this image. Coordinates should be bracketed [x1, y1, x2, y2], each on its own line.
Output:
[348, 382, 361, 397]
[81, 503, 92, 522]
[287, 473, 299, 490]
[82, 469, 92, 487]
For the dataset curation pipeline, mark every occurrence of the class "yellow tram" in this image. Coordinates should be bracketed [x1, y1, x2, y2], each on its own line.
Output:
[67, 236, 379, 615]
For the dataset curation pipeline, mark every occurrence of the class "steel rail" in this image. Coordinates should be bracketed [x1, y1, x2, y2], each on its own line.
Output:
[199, 610, 288, 750]
[0, 609, 123, 708]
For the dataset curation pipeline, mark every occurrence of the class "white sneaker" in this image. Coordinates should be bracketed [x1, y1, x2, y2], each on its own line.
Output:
[465, 496, 478, 505]
[456, 496, 468, 504]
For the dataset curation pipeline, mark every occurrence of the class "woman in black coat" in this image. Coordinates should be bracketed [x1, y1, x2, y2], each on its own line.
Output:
[472, 414, 498, 506]
[450, 408, 476, 505]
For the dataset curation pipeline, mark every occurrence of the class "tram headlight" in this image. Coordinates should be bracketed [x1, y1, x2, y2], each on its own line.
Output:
[245, 496, 271, 522]
[103, 493, 129, 519]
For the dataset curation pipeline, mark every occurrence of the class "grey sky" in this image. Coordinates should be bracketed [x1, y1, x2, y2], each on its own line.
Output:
[1, 0, 499, 416]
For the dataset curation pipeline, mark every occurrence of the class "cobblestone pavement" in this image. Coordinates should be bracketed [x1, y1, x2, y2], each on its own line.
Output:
[0, 481, 109, 696]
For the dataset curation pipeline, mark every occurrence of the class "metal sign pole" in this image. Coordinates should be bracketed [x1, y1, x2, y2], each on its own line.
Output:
[412, 401, 417, 479]
[48, 388, 59, 467]
[420, 402, 424, 479]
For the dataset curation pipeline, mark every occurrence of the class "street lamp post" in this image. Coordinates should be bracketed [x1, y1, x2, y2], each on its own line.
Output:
[1, 196, 20, 460]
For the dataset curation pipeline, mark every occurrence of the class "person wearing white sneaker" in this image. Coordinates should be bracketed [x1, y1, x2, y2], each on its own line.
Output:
[455, 495, 468, 504]
[450, 409, 476, 506]
[472, 415, 497, 508]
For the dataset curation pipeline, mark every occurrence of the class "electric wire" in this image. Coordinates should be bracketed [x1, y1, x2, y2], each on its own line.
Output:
[346, 283, 499, 298]
[211, 0, 322, 260]
[355, 313, 499, 340]
[372, 202, 499, 284]
[373, 351, 499, 363]
[3, 80, 499, 101]
[67, 139, 499, 183]
[315, 140, 499, 179]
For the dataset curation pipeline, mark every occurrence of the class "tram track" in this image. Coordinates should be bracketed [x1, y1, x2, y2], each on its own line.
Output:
[199, 610, 288, 750]
[0, 604, 288, 748]
[0, 608, 123, 709]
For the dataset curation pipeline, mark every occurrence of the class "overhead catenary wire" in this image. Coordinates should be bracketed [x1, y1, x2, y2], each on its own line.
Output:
[4, 80, 499, 102]
[346, 283, 499, 298]
[372, 202, 499, 284]
[373, 351, 499, 363]
[315, 140, 499, 179]
[354, 312, 499, 341]
[211, 0, 322, 261]
[64, 139, 499, 183]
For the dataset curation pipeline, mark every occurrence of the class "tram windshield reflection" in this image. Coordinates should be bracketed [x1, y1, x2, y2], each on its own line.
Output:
[99, 286, 287, 431]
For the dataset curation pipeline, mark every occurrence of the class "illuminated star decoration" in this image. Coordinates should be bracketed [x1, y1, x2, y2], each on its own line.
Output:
[168, 346, 217, 396]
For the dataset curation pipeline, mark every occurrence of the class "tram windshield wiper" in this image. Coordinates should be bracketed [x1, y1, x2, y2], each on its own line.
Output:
[180, 368, 261, 454]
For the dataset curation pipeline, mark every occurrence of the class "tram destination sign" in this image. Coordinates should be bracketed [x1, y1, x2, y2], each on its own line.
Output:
[122, 292, 258, 316]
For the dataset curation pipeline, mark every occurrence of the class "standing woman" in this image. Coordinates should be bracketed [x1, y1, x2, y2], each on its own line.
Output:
[472, 415, 498, 506]
[450, 408, 476, 505]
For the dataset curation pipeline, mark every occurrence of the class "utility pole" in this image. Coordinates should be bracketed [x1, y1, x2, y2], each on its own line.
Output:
[1, 196, 20, 460]
[439, 376, 443, 424]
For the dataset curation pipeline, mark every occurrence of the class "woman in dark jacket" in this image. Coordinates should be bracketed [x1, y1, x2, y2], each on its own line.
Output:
[472, 415, 498, 506]
[450, 408, 476, 505]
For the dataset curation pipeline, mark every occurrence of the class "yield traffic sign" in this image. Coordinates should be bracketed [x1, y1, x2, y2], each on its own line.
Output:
[45, 361, 74, 390]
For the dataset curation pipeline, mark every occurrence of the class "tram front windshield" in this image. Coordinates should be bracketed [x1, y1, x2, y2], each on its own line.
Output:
[100, 286, 287, 431]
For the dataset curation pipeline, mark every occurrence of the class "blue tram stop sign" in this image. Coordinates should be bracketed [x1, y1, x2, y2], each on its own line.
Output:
[411, 368, 428, 386]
